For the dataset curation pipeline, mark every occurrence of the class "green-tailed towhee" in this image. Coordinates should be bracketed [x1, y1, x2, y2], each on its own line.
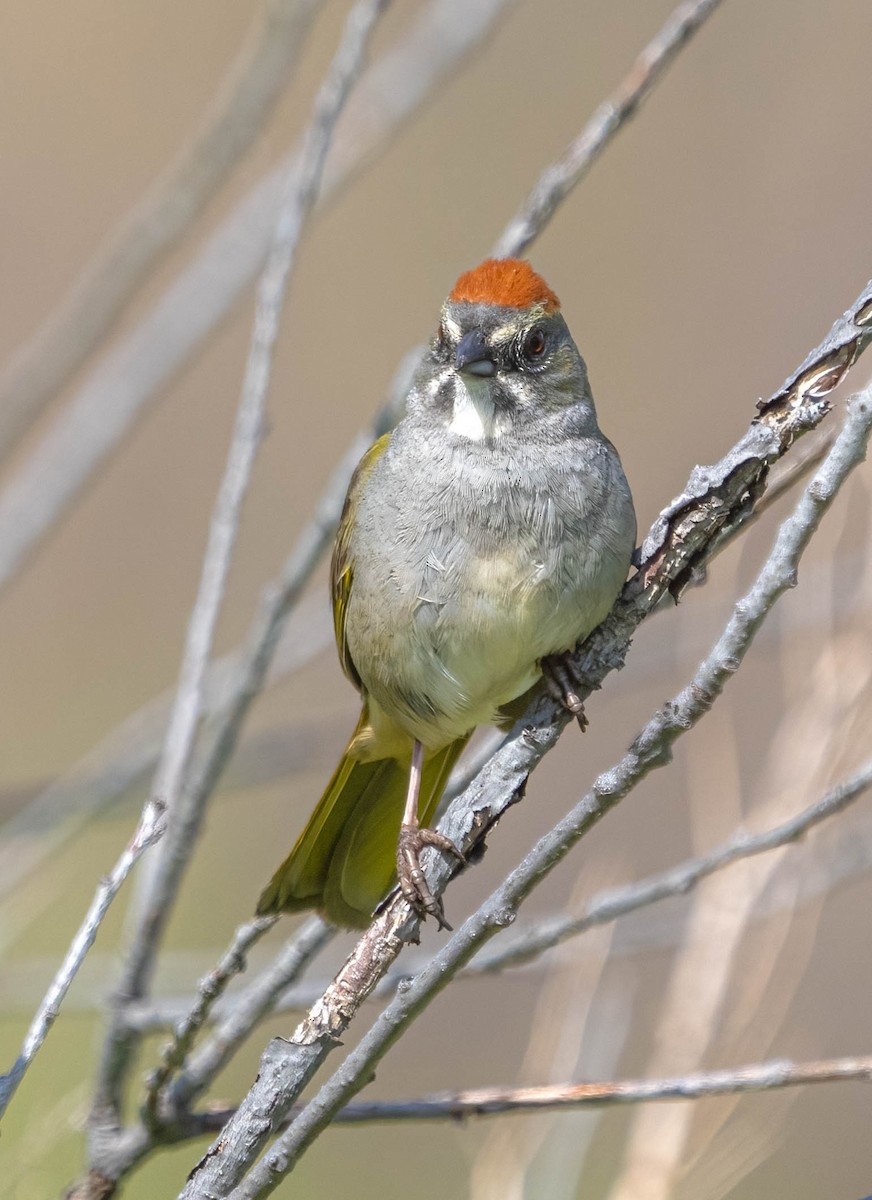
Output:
[257, 258, 636, 929]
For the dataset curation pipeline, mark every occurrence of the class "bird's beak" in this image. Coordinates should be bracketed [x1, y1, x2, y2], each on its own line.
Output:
[455, 330, 496, 377]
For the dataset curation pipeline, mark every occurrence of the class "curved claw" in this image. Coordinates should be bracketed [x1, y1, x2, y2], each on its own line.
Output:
[396, 823, 466, 931]
[541, 653, 589, 731]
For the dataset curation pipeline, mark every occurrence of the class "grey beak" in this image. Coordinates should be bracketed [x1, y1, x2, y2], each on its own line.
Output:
[455, 330, 496, 377]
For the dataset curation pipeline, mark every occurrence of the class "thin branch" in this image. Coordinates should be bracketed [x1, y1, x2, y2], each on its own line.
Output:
[0, 0, 322, 464]
[215, 387, 872, 1199]
[152, 917, 335, 1124]
[493, 0, 725, 257]
[282, 1055, 872, 1121]
[88, 0, 390, 1136]
[128, 1047, 872, 1148]
[0, 800, 165, 1119]
[469, 753, 872, 974]
[133, 1054, 872, 1138]
[142, 916, 278, 1131]
[0, 0, 518, 596]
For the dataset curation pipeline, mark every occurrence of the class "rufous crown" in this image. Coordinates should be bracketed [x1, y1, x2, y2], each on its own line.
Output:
[449, 258, 560, 311]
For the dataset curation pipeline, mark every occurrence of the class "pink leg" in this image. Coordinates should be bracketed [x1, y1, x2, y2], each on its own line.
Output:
[396, 739, 465, 930]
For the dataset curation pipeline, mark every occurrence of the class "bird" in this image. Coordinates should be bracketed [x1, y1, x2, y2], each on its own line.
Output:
[257, 258, 636, 929]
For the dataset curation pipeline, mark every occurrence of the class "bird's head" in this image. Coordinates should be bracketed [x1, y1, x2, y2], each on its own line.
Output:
[414, 258, 597, 442]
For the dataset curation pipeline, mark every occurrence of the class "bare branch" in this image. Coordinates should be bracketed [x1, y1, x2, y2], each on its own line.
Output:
[0, 0, 518, 595]
[142, 916, 278, 1130]
[150, 917, 334, 1125]
[280, 1055, 872, 1121]
[494, 0, 725, 258]
[469, 753, 872, 974]
[0, 799, 165, 1119]
[124, 1053, 872, 1143]
[0, 0, 322, 464]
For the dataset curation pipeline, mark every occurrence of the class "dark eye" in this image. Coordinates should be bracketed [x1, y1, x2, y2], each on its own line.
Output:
[522, 326, 547, 361]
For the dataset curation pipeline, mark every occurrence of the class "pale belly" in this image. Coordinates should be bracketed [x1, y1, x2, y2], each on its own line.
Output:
[348, 532, 611, 750]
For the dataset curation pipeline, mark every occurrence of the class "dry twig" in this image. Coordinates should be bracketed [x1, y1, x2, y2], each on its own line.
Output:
[281, 1054, 872, 1121]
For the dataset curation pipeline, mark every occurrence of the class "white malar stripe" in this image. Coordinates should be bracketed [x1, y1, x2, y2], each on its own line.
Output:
[449, 376, 499, 440]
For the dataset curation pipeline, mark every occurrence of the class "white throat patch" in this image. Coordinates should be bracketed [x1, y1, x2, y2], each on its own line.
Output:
[449, 375, 501, 440]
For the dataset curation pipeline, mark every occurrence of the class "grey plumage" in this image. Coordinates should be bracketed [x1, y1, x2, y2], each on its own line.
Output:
[344, 297, 636, 751]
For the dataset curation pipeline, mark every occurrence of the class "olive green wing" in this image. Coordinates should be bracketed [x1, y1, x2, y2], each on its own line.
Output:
[330, 432, 391, 690]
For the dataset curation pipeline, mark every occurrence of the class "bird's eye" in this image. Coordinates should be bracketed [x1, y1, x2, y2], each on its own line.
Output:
[522, 326, 547, 361]
[434, 323, 449, 352]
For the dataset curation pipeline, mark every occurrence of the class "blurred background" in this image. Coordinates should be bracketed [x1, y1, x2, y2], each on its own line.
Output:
[2, 1, 872, 1197]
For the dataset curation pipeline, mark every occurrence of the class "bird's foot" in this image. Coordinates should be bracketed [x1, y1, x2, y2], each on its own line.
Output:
[397, 822, 466, 931]
[541, 652, 589, 731]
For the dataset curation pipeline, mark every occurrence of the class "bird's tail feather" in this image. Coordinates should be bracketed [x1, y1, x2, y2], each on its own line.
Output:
[257, 716, 469, 928]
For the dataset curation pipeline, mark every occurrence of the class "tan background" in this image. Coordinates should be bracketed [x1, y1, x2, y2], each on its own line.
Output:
[2, 2, 872, 1197]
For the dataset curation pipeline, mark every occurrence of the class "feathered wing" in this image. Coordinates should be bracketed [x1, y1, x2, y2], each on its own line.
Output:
[258, 431, 469, 927]
[330, 431, 390, 687]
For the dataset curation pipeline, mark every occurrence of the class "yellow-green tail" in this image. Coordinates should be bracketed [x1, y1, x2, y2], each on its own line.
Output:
[257, 720, 469, 928]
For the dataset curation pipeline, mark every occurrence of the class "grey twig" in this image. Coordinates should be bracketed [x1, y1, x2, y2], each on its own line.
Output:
[281, 1055, 872, 1121]
[219, 384, 872, 1199]
[163, 917, 335, 1117]
[0, 798, 165, 1119]
[0, 0, 518, 595]
[470, 753, 872, 972]
[115, 1052, 872, 1143]
[494, 0, 725, 258]
[142, 916, 278, 1131]
[86, 0, 390, 1142]
[0, 0, 322, 464]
